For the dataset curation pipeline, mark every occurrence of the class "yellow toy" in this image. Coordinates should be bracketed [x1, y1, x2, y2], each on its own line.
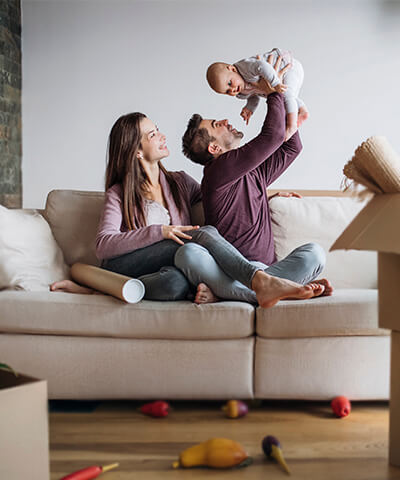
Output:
[172, 437, 252, 469]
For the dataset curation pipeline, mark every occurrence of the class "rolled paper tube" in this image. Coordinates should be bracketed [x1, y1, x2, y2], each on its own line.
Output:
[70, 263, 145, 303]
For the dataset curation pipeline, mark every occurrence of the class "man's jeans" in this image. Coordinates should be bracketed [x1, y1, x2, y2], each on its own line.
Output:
[175, 242, 326, 303]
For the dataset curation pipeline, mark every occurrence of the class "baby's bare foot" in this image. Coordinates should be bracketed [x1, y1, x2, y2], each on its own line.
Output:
[194, 283, 219, 304]
[297, 107, 309, 127]
[314, 278, 334, 296]
[252, 271, 323, 308]
[50, 279, 94, 295]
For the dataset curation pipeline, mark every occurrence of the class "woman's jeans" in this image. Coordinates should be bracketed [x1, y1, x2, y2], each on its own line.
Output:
[102, 225, 325, 302]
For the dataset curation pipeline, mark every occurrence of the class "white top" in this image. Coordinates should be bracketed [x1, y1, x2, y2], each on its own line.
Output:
[145, 199, 171, 226]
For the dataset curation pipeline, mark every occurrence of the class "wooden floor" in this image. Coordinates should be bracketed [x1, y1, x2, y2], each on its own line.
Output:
[49, 400, 400, 480]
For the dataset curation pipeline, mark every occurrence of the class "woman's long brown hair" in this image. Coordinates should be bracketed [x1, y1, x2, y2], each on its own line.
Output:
[105, 112, 183, 230]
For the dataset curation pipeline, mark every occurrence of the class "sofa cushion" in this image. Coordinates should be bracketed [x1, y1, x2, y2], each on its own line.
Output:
[256, 288, 388, 338]
[254, 336, 390, 400]
[269, 196, 377, 289]
[44, 190, 104, 266]
[0, 206, 69, 291]
[0, 291, 254, 340]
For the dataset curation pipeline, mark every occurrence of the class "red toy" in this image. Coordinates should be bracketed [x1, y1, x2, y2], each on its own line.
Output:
[331, 396, 351, 418]
[60, 463, 118, 480]
[140, 400, 170, 417]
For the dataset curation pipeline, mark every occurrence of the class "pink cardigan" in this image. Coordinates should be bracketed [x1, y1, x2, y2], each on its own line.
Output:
[95, 170, 201, 260]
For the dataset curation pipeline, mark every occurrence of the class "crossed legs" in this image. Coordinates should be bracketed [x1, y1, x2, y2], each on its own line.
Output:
[174, 241, 333, 306]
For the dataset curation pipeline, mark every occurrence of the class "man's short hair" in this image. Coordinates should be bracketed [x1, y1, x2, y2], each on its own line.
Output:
[182, 114, 215, 166]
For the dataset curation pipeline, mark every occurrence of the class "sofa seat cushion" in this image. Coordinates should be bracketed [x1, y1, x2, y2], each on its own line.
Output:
[0, 291, 254, 340]
[256, 289, 388, 338]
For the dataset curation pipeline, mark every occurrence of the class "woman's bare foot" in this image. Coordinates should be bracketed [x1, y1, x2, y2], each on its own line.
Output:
[194, 283, 219, 304]
[251, 271, 324, 309]
[50, 279, 94, 295]
[297, 107, 309, 127]
[314, 278, 334, 296]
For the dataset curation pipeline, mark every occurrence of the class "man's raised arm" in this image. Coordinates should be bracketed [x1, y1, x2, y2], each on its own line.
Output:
[266, 130, 303, 187]
[207, 93, 286, 188]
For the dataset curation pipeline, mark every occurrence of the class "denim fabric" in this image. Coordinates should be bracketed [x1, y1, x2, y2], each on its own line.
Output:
[175, 242, 326, 304]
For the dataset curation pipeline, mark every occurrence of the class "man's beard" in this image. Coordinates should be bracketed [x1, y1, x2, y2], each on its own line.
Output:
[224, 129, 243, 149]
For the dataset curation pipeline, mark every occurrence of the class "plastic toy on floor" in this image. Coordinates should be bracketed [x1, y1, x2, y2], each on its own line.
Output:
[59, 463, 119, 480]
[331, 396, 351, 418]
[222, 400, 248, 418]
[262, 435, 291, 475]
[172, 438, 252, 469]
[140, 400, 170, 417]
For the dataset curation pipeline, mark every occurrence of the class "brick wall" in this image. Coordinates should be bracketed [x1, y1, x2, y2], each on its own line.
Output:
[0, 0, 21, 208]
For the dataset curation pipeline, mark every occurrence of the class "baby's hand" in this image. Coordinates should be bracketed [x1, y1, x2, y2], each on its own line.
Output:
[240, 107, 253, 125]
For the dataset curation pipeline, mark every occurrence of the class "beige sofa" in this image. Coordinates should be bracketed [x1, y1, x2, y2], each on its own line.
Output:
[0, 190, 390, 400]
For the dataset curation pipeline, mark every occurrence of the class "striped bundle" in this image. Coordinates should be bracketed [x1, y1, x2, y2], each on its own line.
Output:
[343, 136, 400, 195]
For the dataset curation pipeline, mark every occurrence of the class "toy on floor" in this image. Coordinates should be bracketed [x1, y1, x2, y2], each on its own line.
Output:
[331, 395, 351, 418]
[172, 437, 253, 469]
[222, 400, 248, 418]
[59, 462, 119, 480]
[140, 400, 170, 417]
[262, 435, 291, 475]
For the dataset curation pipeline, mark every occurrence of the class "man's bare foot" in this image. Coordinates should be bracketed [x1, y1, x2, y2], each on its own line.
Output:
[50, 279, 94, 295]
[297, 107, 309, 127]
[251, 271, 324, 309]
[194, 283, 219, 304]
[314, 278, 334, 296]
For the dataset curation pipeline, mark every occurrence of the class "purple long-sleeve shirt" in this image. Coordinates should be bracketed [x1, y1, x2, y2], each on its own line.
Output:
[201, 93, 302, 265]
[95, 170, 201, 260]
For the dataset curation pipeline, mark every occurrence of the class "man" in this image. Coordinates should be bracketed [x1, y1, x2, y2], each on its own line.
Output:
[181, 57, 333, 301]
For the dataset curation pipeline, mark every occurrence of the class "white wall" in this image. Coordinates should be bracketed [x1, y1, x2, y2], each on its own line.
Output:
[22, 0, 400, 207]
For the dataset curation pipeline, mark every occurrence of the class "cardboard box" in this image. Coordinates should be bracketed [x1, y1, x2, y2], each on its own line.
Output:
[331, 192, 400, 467]
[0, 370, 50, 479]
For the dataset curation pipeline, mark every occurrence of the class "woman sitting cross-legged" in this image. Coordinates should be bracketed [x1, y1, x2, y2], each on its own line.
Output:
[51, 112, 331, 308]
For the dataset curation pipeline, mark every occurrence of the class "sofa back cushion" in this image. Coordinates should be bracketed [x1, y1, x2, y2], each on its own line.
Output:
[269, 196, 377, 289]
[44, 190, 206, 266]
[44, 190, 104, 266]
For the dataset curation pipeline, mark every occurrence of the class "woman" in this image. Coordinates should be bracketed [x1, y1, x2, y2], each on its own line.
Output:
[52, 111, 328, 308]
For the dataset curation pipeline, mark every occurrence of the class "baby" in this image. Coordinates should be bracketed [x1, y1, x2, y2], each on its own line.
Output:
[207, 48, 308, 140]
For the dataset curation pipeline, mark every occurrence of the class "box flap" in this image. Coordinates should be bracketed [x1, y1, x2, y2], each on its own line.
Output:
[331, 194, 400, 254]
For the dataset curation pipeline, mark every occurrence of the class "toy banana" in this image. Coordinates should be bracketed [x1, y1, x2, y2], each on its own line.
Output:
[172, 437, 252, 469]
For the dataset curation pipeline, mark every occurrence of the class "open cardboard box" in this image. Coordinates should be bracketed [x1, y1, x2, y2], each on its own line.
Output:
[0, 370, 50, 479]
[331, 192, 400, 467]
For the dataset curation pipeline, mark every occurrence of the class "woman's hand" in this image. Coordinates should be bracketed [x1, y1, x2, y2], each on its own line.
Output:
[162, 225, 199, 245]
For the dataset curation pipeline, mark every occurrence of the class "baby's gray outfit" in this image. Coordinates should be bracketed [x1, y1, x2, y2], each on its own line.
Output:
[234, 47, 305, 115]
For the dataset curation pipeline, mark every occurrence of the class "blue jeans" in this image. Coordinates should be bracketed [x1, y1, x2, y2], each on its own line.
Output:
[102, 225, 260, 301]
[174, 242, 326, 304]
